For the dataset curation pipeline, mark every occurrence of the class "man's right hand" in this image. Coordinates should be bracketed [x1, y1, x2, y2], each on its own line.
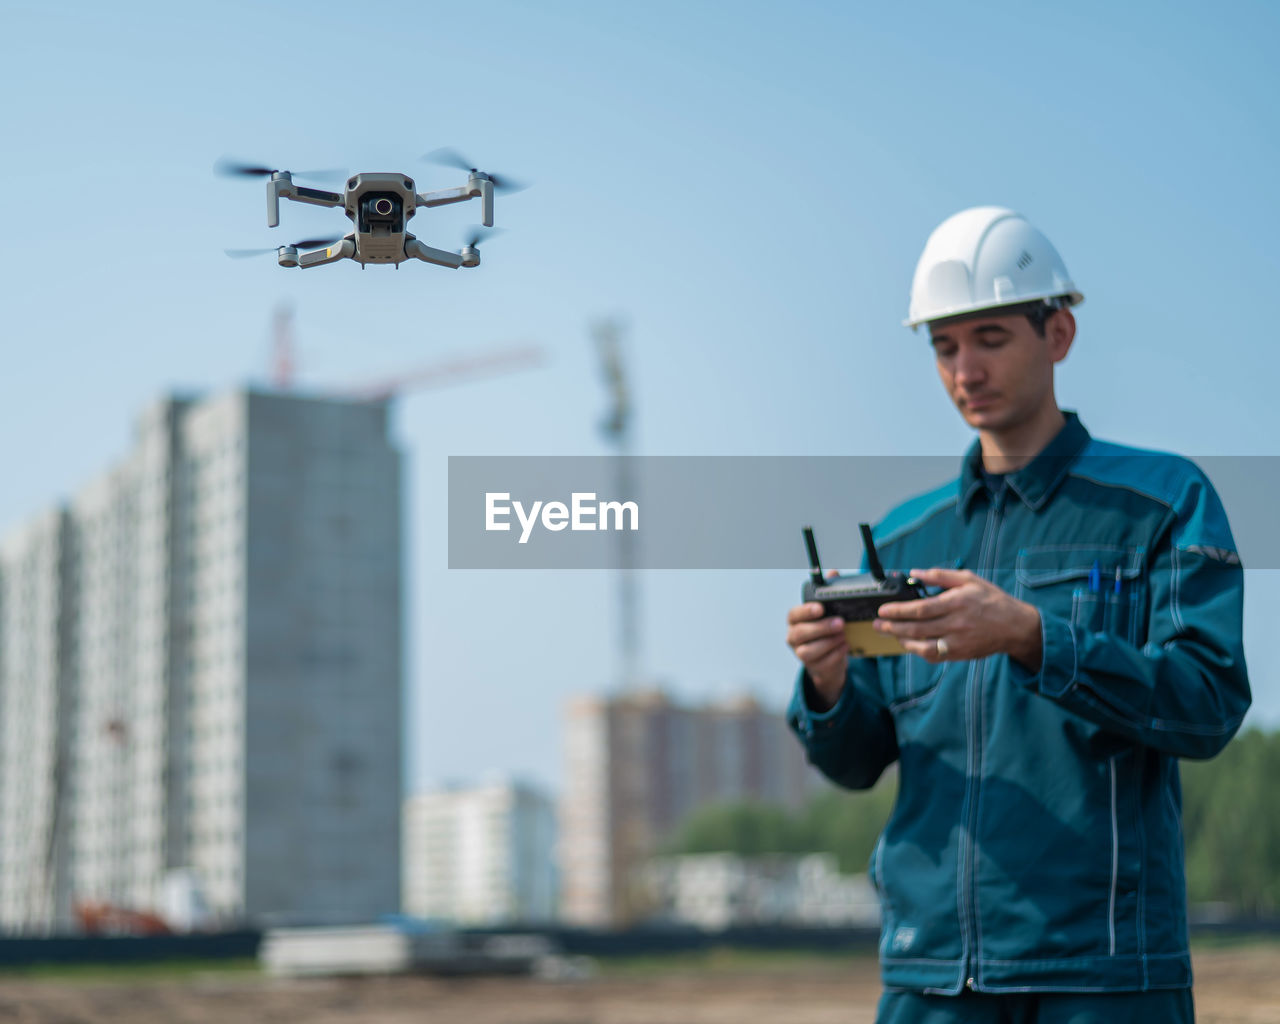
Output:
[786, 602, 849, 711]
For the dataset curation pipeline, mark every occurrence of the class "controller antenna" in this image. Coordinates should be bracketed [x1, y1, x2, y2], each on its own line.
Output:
[860, 523, 886, 581]
[802, 527, 825, 589]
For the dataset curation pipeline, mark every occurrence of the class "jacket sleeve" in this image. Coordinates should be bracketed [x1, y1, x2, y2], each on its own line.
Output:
[786, 659, 899, 789]
[1010, 472, 1251, 759]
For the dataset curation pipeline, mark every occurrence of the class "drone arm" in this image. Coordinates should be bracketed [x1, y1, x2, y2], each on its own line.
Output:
[417, 170, 494, 224]
[405, 237, 463, 269]
[267, 174, 343, 227]
[296, 237, 356, 269]
[415, 186, 473, 209]
[293, 186, 343, 207]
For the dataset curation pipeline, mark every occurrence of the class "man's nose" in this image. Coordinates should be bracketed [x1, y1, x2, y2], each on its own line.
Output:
[953, 347, 987, 387]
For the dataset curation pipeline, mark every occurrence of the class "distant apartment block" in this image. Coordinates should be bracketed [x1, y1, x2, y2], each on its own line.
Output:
[560, 690, 817, 926]
[0, 391, 403, 932]
[402, 780, 556, 924]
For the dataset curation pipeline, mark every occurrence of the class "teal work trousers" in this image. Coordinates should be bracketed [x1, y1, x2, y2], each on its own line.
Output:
[876, 987, 1194, 1023]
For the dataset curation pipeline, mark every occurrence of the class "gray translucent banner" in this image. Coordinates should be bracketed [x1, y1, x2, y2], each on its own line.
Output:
[447, 456, 1280, 570]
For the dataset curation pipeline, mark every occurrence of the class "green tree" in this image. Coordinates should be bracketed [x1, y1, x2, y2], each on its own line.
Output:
[663, 728, 1280, 917]
[664, 775, 898, 874]
[801, 781, 898, 874]
[1181, 728, 1280, 915]
[664, 801, 807, 857]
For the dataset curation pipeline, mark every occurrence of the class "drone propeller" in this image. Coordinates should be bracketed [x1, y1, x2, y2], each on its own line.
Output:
[224, 236, 345, 259]
[465, 226, 506, 249]
[214, 159, 345, 183]
[422, 148, 528, 194]
[216, 161, 277, 178]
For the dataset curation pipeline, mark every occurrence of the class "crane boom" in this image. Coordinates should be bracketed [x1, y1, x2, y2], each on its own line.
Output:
[338, 345, 546, 401]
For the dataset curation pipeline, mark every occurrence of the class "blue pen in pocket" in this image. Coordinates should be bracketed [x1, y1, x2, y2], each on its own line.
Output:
[1089, 561, 1100, 592]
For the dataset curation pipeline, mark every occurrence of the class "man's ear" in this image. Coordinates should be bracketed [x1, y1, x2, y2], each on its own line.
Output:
[1046, 308, 1076, 364]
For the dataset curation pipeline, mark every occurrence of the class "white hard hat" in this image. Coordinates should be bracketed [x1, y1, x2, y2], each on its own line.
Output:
[904, 206, 1084, 330]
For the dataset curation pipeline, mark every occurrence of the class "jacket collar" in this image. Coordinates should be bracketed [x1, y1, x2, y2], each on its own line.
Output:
[957, 411, 1091, 517]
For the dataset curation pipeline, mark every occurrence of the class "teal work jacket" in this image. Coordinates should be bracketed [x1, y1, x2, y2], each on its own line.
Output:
[787, 413, 1250, 994]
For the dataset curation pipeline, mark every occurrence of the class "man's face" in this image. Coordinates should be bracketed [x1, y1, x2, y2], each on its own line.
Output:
[928, 310, 1074, 434]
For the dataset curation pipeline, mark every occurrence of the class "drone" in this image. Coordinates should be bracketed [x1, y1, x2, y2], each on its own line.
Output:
[219, 149, 523, 270]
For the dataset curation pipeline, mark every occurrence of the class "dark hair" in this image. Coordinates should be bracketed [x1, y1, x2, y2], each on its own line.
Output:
[1025, 298, 1071, 338]
[928, 297, 1072, 337]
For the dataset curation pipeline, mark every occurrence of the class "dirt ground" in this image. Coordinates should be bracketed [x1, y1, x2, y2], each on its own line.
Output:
[0, 946, 1276, 1023]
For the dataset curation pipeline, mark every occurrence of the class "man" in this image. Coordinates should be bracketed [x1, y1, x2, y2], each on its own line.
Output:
[785, 207, 1250, 1023]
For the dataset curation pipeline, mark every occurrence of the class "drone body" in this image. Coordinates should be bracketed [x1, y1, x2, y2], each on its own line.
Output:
[223, 151, 516, 270]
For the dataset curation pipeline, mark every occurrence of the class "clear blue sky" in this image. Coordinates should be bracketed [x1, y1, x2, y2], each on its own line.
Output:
[2, 0, 1277, 795]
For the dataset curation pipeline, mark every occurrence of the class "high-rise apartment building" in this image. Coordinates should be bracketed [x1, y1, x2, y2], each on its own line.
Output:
[0, 390, 403, 932]
[402, 780, 557, 924]
[559, 690, 817, 926]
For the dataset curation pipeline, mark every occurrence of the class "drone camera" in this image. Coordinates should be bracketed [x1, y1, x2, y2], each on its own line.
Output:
[358, 191, 405, 233]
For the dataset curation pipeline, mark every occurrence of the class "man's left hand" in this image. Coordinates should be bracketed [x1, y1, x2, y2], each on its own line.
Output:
[873, 568, 1043, 670]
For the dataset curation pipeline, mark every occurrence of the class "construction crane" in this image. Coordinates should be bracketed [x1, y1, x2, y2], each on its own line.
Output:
[268, 304, 545, 400]
[592, 317, 640, 690]
[337, 345, 545, 401]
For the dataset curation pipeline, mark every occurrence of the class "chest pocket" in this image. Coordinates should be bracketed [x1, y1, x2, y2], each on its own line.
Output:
[1014, 545, 1147, 644]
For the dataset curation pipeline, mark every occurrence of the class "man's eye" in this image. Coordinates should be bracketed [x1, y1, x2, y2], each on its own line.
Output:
[934, 346, 957, 359]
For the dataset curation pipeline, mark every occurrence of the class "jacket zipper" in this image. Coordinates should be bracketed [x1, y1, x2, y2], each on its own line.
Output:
[1109, 756, 1119, 956]
[959, 493, 1002, 989]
